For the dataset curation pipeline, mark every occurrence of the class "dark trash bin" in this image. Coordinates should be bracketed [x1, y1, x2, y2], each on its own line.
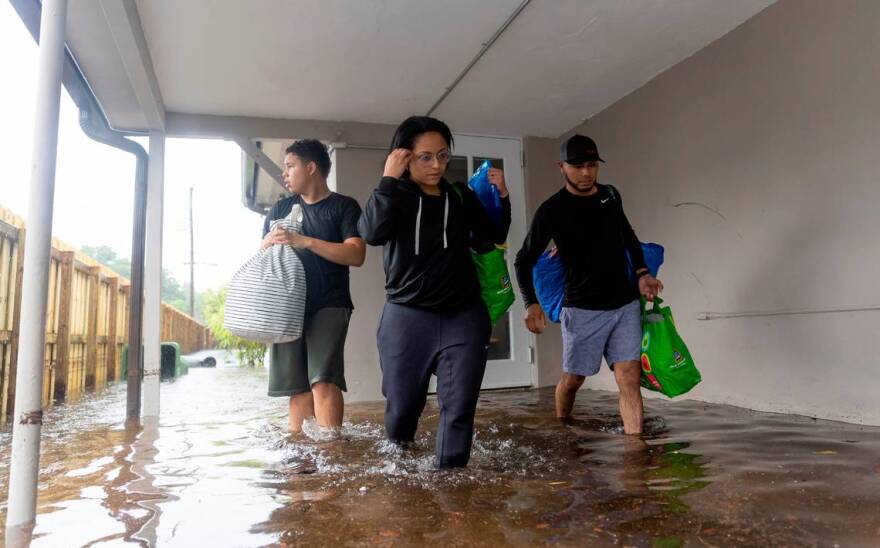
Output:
[121, 342, 187, 380]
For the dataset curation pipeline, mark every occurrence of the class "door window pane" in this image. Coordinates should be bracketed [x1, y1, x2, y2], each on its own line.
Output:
[474, 157, 503, 172]
[446, 155, 469, 185]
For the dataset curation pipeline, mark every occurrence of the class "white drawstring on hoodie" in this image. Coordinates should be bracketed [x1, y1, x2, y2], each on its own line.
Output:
[413, 191, 449, 256]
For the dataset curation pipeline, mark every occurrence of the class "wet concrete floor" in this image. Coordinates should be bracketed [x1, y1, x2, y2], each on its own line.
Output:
[2, 353, 880, 547]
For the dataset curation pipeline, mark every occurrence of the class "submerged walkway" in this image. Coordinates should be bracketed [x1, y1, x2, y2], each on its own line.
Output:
[1, 353, 879, 546]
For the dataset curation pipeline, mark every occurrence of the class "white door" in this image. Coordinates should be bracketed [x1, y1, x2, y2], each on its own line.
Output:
[430, 134, 534, 390]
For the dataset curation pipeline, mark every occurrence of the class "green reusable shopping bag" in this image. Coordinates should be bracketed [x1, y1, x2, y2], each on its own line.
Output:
[471, 246, 515, 325]
[640, 297, 700, 397]
[450, 183, 515, 325]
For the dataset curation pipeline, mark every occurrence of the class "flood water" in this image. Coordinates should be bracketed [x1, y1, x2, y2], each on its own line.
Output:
[1, 353, 880, 547]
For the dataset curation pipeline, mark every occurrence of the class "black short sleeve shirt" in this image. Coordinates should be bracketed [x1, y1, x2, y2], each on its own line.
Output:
[263, 192, 362, 314]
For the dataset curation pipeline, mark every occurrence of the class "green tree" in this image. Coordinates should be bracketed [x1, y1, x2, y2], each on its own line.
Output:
[80, 245, 131, 279]
[203, 287, 266, 367]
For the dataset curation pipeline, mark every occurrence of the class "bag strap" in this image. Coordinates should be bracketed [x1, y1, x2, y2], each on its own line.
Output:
[605, 184, 634, 279]
[640, 296, 663, 319]
[606, 183, 620, 203]
[449, 181, 465, 203]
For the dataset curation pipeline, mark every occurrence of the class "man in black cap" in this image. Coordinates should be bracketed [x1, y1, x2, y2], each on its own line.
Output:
[514, 135, 662, 434]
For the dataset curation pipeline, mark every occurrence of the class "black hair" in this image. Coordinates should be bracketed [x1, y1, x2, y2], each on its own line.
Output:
[389, 116, 454, 152]
[285, 139, 332, 178]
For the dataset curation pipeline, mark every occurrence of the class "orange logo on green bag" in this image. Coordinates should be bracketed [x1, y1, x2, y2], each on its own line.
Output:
[641, 355, 662, 390]
[499, 274, 511, 289]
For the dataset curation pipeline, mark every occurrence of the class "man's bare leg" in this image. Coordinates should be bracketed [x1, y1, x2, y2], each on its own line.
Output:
[555, 373, 586, 419]
[289, 392, 315, 433]
[613, 361, 643, 434]
[311, 381, 344, 427]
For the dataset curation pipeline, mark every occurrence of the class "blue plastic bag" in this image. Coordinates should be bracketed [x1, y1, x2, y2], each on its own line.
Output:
[467, 160, 503, 226]
[533, 242, 664, 323]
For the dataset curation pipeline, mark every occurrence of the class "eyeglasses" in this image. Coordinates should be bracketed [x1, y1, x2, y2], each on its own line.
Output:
[414, 150, 451, 166]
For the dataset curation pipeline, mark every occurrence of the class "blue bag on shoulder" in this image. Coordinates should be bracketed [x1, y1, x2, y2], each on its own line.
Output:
[602, 184, 664, 288]
[626, 242, 665, 288]
[467, 160, 503, 226]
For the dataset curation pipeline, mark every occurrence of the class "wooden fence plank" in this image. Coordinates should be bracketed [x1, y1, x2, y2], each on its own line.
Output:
[53, 251, 75, 401]
[8, 228, 25, 417]
[106, 277, 118, 383]
[85, 266, 100, 389]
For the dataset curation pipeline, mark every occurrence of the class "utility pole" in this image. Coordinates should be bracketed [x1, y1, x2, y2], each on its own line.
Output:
[188, 186, 195, 317]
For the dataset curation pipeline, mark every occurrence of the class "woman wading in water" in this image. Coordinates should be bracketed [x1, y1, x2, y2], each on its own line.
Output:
[358, 116, 511, 468]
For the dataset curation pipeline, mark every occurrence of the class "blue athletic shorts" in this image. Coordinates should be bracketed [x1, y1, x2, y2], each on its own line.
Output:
[561, 299, 641, 377]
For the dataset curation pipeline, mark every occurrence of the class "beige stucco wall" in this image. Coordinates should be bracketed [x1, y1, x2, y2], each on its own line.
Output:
[525, 0, 880, 424]
[333, 147, 390, 403]
[521, 136, 564, 389]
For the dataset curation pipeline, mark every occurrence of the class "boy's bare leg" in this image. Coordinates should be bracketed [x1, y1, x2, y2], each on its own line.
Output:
[289, 392, 315, 432]
[311, 381, 344, 427]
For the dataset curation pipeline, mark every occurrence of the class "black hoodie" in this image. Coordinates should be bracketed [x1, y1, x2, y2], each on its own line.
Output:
[358, 176, 511, 310]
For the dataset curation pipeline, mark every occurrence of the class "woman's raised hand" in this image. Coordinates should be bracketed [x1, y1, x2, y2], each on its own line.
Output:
[383, 148, 413, 179]
[487, 167, 508, 197]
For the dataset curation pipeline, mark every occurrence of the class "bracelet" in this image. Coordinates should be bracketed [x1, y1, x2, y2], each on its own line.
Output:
[635, 270, 650, 279]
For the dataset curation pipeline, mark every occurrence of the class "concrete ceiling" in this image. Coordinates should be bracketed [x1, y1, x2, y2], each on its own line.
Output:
[62, 0, 775, 137]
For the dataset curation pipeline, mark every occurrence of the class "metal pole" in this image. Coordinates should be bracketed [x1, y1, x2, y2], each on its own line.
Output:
[126, 149, 148, 420]
[5, 0, 68, 542]
[234, 135, 286, 191]
[189, 186, 195, 317]
[142, 132, 165, 418]
[425, 0, 532, 116]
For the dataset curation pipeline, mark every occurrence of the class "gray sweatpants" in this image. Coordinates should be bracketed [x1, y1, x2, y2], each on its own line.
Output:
[377, 300, 491, 468]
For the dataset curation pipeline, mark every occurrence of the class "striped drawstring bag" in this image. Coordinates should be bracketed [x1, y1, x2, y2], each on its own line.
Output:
[224, 204, 308, 343]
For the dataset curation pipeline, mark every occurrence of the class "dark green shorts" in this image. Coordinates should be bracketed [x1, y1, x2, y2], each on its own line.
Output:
[267, 307, 351, 397]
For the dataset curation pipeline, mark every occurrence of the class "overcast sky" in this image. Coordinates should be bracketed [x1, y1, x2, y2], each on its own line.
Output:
[0, 3, 264, 292]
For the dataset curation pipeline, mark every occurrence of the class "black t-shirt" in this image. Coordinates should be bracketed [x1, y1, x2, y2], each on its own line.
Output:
[514, 184, 647, 311]
[263, 192, 362, 314]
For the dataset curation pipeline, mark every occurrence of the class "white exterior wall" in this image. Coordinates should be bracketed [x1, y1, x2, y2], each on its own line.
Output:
[333, 147, 389, 403]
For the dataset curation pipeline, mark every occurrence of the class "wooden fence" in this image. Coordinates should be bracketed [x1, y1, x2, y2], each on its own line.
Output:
[0, 206, 212, 422]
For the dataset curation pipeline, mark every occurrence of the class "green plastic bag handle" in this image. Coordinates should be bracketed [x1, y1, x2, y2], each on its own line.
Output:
[640, 296, 664, 320]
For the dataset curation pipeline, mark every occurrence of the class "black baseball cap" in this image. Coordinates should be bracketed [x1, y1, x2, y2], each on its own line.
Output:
[560, 134, 604, 164]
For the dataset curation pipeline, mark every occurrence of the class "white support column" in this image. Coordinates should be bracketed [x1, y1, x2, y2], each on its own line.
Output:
[5, 0, 68, 543]
[142, 131, 165, 418]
